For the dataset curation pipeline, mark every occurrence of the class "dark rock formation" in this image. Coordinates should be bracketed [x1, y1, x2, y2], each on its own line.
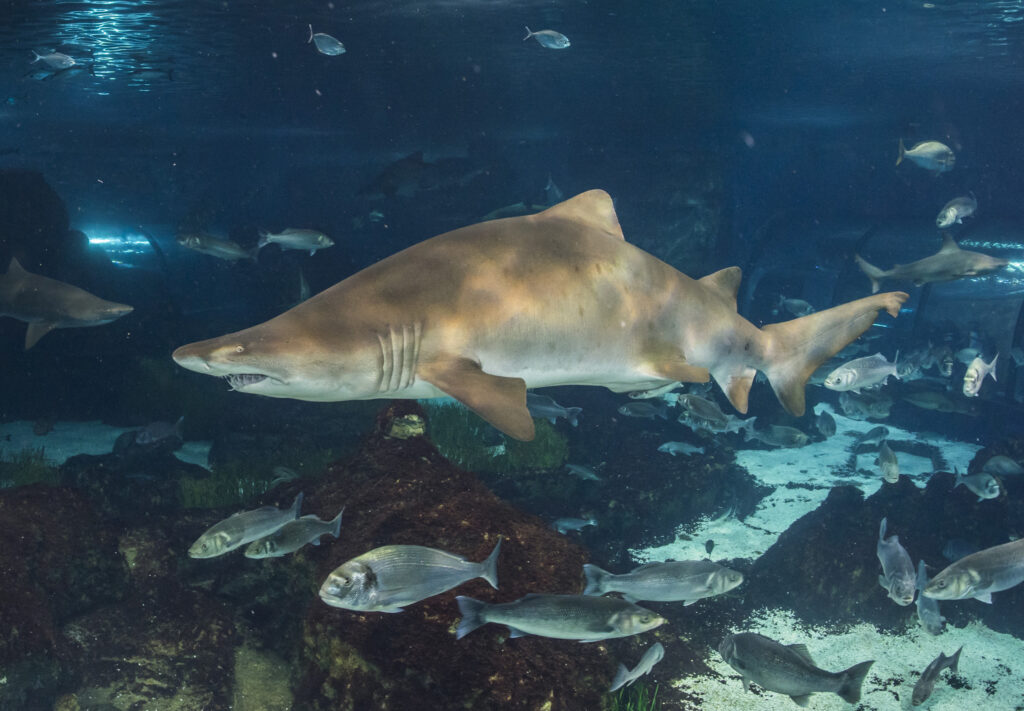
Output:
[0, 169, 70, 270]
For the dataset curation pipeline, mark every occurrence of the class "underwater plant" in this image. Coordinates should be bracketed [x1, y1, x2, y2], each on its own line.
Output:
[422, 401, 568, 474]
[610, 682, 660, 711]
[0, 446, 59, 488]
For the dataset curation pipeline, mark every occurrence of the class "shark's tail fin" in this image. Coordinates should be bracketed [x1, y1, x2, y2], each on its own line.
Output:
[759, 292, 908, 416]
[896, 138, 906, 166]
[854, 254, 886, 294]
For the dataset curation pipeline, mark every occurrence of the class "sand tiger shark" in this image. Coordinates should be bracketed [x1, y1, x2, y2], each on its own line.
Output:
[855, 233, 1008, 294]
[0, 258, 134, 349]
[173, 190, 907, 441]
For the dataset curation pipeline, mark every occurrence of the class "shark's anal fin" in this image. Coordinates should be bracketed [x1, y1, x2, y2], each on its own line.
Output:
[25, 322, 56, 349]
[419, 356, 534, 441]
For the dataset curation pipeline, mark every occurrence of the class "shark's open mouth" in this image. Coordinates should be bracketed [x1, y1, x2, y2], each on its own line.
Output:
[225, 373, 269, 390]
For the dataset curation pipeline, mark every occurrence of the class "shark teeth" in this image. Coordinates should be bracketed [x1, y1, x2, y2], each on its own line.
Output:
[225, 374, 268, 390]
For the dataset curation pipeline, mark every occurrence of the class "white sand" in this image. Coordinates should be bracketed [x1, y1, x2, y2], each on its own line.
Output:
[678, 607, 1021, 710]
[633, 404, 982, 563]
[0, 420, 211, 471]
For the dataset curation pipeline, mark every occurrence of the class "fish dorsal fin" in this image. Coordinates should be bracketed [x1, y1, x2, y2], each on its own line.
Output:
[698, 267, 742, 310]
[787, 643, 814, 665]
[537, 190, 624, 240]
[939, 233, 961, 253]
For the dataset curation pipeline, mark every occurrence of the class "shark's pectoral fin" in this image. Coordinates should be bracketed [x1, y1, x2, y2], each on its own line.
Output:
[25, 322, 56, 349]
[419, 356, 534, 441]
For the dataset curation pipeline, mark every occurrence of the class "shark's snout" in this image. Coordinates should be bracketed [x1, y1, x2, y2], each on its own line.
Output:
[172, 342, 215, 373]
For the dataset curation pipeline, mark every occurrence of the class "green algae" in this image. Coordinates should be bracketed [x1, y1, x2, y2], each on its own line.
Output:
[0, 447, 59, 488]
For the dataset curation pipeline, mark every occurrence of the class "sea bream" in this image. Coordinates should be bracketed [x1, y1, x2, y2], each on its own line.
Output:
[319, 540, 501, 612]
[962, 354, 997, 398]
[896, 138, 955, 173]
[855, 233, 1008, 294]
[189, 492, 303, 558]
[924, 538, 1024, 603]
[455, 593, 664, 641]
[583, 560, 743, 604]
[172, 191, 908, 442]
[936, 194, 977, 229]
[877, 517, 917, 606]
[718, 632, 874, 707]
[876, 440, 900, 483]
[825, 353, 899, 393]
[954, 470, 1001, 501]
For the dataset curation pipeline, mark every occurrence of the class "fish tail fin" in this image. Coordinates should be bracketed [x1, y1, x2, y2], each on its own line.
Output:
[991, 353, 999, 381]
[854, 254, 886, 294]
[174, 415, 185, 439]
[308, 24, 314, 43]
[879, 517, 888, 540]
[896, 138, 905, 166]
[954, 469, 964, 488]
[523, 26, 532, 40]
[949, 646, 963, 674]
[566, 407, 582, 427]
[257, 229, 271, 250]
[916, 559, 928, 590]
[758, 292, 908, 416]
[31, 51, 41, 63]
[455, 596, 488, 639]
[479, 537, 502, 589]
[582, 563, 610, 596]
[330, 507, 344, 538]
[608, 663, 631, 692]
[290, 492, 304, 518]
[837, 660, 874, 704]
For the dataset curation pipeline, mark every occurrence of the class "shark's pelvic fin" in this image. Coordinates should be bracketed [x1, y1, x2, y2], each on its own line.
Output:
[714, 365, 758, 414]
[25, 322, 56, 349]
[697, 266, 742, 310]
[418, 355, 534, 441]
[760, 291, 908, 415]
[535, 189, 624, 240]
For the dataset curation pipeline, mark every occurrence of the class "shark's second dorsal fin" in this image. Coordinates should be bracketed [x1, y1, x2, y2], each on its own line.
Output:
[538, 190, 624, 240]
[940, 233, 961, 253]
[698, 267, 742, 311]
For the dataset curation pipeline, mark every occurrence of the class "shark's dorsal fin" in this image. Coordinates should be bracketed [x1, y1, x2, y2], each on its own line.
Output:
[6, 258, 28, 278]
[537, 190, 624, 240]
[939, 233, 961, 253]
[698, 267, 742, 310]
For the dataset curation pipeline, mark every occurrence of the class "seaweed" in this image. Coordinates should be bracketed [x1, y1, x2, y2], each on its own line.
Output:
[0, 447, 59, 488]
[610, 682, 660, 711]
[422, 401, 568, 474]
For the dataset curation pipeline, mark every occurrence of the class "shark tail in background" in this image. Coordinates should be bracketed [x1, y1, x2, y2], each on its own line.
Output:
[757, 291, 908, 417]
[853, 254, 888, 294]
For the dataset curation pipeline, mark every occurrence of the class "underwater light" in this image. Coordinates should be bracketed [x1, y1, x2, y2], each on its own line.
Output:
[85, 226, 155, 266]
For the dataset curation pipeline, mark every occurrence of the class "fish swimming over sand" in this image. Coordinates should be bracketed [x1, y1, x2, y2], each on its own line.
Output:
[189, 492, 303, 558]
[718, 632, 874, 707]
[897, 139, 955, 173]
[877, 517, 916, 606]
[814, 410, 836, 437]
[657, 441, 704, 456]
[0, 258, 134, 349]
[742, 424, 809, 448]
[912, 646, 962, 706]
[609, 642, 665, 692]
[319, 540, 501, 612]
[877, 440, 900, 483]
[456, 593, 664, 641]
[855, 234, 1007, 294]
[924, 538, 1024, 603]
[172, 191, 908, 441]
[583, 560, 743, 604]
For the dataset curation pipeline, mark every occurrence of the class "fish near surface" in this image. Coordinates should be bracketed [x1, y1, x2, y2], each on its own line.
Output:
[0, 258, 134, 349]
[855, 233, 1008, 294]
[877, 517, 917, 606]
[308, 25, 345, 55]
[924, 538, 1024, 603]
[172, 191, 908, 441]
[718, 632, 874, 707]
[912, 646, 962, 706]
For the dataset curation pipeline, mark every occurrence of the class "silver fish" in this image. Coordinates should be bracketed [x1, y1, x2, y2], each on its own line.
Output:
[825, 352, 899, 392]
[176, 232, 256, 261]
[962, 354, 997, 398]
[876, 440, 899, 483]
[617, 401, 669, 419]
[776, 296, 814, 317]
[522, 26, 570, 49]
[257, 228, 334, 255]
[565, 463, 601, 481]
[583, 560, 743, 604]
[911, 646, 961, 706]
[982, 455, 1023, 476]
[897, 139, 955, 173]
[245, 508, 343, 558]
[915, 560, 945, 635]
[609, 642, 665, 692]
[456, 593, 664, 641]
[189, 492, 303, 558]
[877, 517, 916, 606]
[718, 632, 874, 707]
[657, 441, 704, 456]
[743, 424, 808, 448]
[552, 517, 597, 534]
[308, 25, 345, 55]
[526, 392, 582, 426]
[854, 425, 890, 447]
[924, 538, 1024, 603]
[32, 51, 75, 70]
[629, 381, 682, 399]
[936, 194, 977, 229]
[319, 540, 501, 612]
[954, 470, 1000, 501]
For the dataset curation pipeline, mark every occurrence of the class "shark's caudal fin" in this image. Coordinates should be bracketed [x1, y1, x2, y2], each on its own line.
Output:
[760, 292, 908, 416]
[854, 255, 887, 294]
